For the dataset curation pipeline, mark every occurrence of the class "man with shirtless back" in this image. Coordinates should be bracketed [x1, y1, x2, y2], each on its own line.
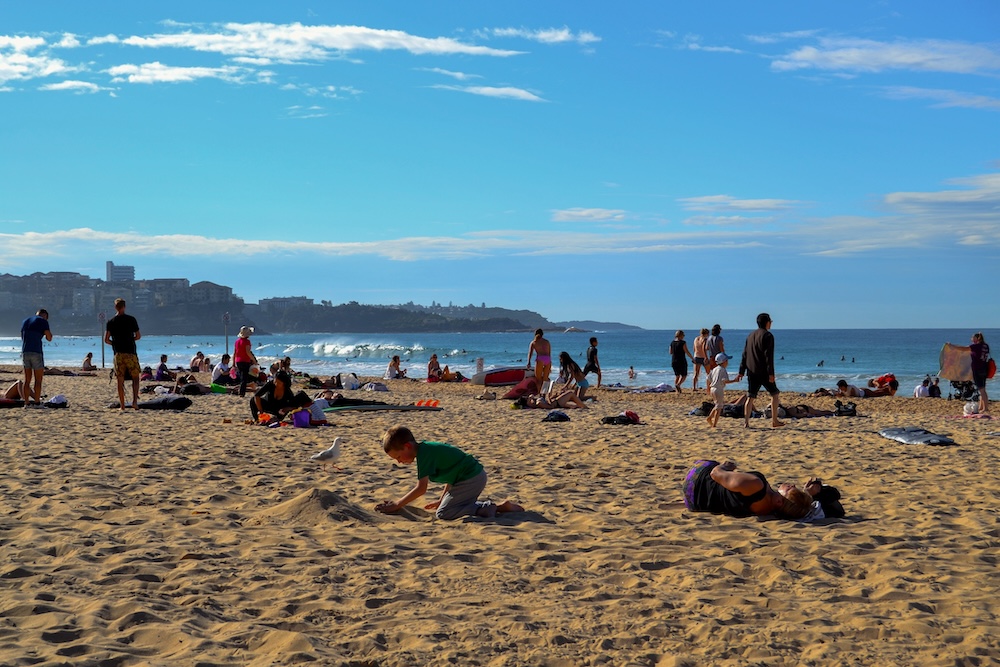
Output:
[526, 329, 552, 391]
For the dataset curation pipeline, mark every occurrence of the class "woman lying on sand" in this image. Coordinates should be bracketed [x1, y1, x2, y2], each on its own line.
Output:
[516, 390, 588, 410]
[683, 459, 814, 520]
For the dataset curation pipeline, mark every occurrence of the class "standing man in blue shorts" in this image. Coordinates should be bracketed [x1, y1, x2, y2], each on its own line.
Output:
[736, 312, 784, 429]
[20, 308, 52, 406]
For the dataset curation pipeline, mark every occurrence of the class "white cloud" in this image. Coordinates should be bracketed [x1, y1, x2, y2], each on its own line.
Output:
[486, 27, 600, 45]
[551, 208, 626, 223]
[88, 34, 120, 46]
[0, 226, 755, 264]
[683, 215, 773, 226]
[884, 172, 1000, 217]
[282, 82, 361, 99]
[55, 34, 82, 49]
[417, 67, 482, 81]
[39, 80, 102, 93]
[107, 61, 248, 84]
[432, 84, 544, 102]
[880, 85, 1000, 111]
[0, 48, 72, 85]
[5, 166, 1000, 268]
[771, 37, 1000, 75]
[0, 35, 46, 51]
[122, 22, 523, 63]
[795, 171, 1000, 255]
[679, 195, 801, 212]
[746, 30, 821, 45]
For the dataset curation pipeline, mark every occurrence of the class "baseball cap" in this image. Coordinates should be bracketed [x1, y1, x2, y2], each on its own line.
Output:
[715, 352, 732, 363]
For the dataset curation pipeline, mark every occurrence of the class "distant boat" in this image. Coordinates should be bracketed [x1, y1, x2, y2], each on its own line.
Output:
[471, 366, 534, 386]
[564, 326, 587, 333]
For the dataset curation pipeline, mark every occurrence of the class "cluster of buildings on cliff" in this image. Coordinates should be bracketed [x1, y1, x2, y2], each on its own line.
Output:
[0, 262, 313, 318]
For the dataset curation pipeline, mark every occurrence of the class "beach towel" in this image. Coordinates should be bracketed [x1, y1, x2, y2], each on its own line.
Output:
[878, 426, 956, 446]
[939, 343, 973, 382]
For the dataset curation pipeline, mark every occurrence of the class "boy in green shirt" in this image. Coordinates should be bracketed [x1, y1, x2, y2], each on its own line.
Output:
[375, 425, 523, 520]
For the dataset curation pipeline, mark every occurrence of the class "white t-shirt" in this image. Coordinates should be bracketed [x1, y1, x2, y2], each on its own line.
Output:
[211, 362, 231, 383]
[708, 365, 730, 390]
[913, 383, 930, 398]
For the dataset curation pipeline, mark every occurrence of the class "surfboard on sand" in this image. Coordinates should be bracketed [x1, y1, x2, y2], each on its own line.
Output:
[879, 426, 956, 446]
[939, 343, 972, 382]
[323, 404, 442, 413]
[471, 366, 532, 386]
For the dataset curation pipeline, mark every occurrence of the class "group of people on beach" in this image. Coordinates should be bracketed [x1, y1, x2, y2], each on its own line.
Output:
[16, 300, 994, 524]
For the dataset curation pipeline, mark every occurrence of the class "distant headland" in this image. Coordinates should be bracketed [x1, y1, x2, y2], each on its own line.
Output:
[0, 265, 641, 336]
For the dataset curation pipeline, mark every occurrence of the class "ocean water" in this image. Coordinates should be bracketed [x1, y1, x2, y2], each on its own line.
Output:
[2, 328, 995, 397]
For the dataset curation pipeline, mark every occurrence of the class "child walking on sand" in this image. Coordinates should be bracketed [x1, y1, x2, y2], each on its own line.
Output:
[707, 353, 738, 428]
[374, 425, 523, 520]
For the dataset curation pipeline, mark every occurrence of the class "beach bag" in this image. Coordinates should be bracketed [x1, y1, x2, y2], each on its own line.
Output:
[988, 358, 997, 380]
[601, 410, 640, 425]
[542, 410, 570, 422]
[721, 404, 742, 418]
[834, 401, 857, 417]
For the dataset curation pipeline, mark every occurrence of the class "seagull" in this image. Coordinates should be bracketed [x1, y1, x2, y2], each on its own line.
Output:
[310, 437, 343, 471]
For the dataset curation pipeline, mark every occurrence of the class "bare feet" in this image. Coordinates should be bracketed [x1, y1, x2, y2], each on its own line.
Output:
[497, 500, 524, 513]
[771, 421, 786, 428]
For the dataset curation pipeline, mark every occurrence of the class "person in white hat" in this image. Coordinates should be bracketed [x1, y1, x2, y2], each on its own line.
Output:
[706, 352, 737, 428]
[233, 326, 258, 397]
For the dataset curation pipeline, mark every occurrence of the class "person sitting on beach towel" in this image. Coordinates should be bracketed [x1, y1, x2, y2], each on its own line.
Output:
[82, 352, 98, 371]
[155, 355, 176, 382]
[384, 355, 407, 379]
[251, 370, 305, 423]
[683, 459, 814, 520]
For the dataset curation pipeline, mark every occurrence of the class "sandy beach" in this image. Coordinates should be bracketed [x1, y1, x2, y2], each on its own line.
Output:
[1, 367, 997, 666]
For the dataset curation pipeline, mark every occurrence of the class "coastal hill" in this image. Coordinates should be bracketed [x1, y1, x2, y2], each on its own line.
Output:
[1, 300, 640, 337]
[0, 269, 640, 335]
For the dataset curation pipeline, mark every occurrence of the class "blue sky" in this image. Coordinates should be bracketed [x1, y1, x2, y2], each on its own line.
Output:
[1, 1, 998, 330]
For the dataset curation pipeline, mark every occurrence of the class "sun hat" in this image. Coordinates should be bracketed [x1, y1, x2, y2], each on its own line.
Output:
[238, 326, 254, 338]
[715, 352, 732, 363]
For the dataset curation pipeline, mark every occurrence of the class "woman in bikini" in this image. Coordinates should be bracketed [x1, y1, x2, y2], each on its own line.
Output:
[527, 329, 552, 389]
